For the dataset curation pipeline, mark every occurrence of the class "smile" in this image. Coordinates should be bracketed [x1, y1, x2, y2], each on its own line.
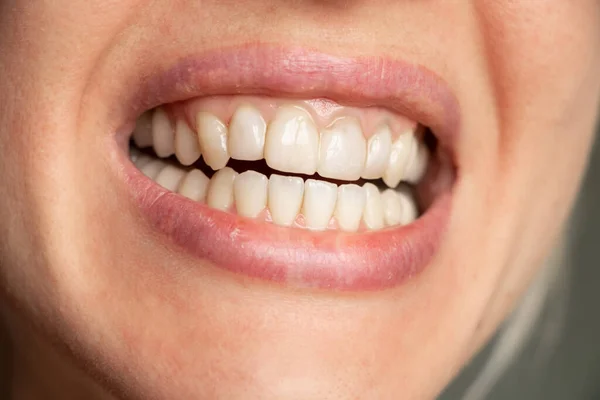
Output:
[115, 45, 459, 290]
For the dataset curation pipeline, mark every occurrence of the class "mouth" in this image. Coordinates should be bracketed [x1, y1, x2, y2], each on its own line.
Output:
[114, 45, 459, 291]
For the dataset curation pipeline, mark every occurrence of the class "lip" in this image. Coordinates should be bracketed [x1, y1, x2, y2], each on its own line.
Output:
[115, 44, 460, 291]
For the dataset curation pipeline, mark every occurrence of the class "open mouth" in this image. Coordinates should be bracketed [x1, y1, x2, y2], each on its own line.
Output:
[116, 46, 459, 291]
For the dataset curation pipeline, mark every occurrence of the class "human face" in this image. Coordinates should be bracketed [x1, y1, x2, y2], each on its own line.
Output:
[0, 1, 599, 399]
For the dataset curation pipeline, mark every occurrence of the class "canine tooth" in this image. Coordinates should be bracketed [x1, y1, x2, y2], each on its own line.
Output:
[152, 108, 175, 158]
[397, 187, 419, 225]
[228, 105, 266, 161]
[383, 132, 416, 188]
[134, 154, 152, 168]
[268, 174, 304, 227]
[362, 183, 385, 230]
[175, 119, 201, 166]
[265, 105, 319, 175]
[302, 180, 337, 231]
[206, 167, 237, 211]
[334, 184, 366, 232]
[196, 112, 230, 170]
[155, 165, 186, 192]
[362, 125, 392, 179]
[381, 189, 403, 226]
[178, 169, 210, 202]
[132, 111, 154, 148]
[234, 170, 268, 218]
[140, 160, 167, 180]
[404, 142, 429, 184]
[318, 117, 367, 181]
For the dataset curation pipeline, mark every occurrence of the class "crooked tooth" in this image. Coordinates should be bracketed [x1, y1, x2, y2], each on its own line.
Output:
[362, 124, 392, 179]
[381, 189, 403, 226]
[196, 112, 230, 170]
[152, 108, 175, 158]
[206, 167, 237, 211]
[140, 160, 167, 180]
[302, 179, 337, 231]
[404, 142, 429, 184]
[334, 184, 366, 232]
[382, 131, 417, 188]
[268, 174, 304, 227]
[234, 170, 268, 218]
[132, 111, 154, 148]
[318, 117, 367, 181]
[362, 183, 384, 230]
[155, 165, 186, 192]
[265, 106, 319, 175]
[397, 187, 419, 225]
[175, 119, 201, 166]
[178, 169, 210, 202]
[228, 105, 266, 161]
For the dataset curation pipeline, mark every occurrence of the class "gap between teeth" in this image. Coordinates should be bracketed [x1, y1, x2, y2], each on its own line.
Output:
[130, 148, 419, 232]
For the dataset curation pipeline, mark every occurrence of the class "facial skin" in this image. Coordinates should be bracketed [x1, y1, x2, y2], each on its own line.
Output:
[0, 1, 599, 399]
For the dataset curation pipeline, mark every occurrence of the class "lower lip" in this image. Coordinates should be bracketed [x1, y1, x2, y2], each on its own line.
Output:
[117, 46, 458, 291]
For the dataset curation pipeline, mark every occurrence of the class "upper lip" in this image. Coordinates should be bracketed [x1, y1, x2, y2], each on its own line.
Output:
[118, 43, 460, 291]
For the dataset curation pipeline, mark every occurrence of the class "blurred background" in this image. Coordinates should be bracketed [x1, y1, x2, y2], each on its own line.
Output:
[442, 125, 600, 400]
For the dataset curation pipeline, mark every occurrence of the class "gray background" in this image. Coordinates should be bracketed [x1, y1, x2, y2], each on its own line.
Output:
[442, 126, 600, 400]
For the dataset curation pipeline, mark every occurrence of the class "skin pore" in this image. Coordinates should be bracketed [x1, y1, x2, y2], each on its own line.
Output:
[0, 1, 599, 399]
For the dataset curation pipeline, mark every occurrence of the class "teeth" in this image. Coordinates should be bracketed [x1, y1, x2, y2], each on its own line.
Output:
[268, 174, 304, 227]
[133, 154, 153, 169]
[233, 170, 268, 218]
[404, 142, 429, 184]
[196, 112, 230, 170]
[397, 187, 419, 225]
[383, 131, 417, 188]
[152, 108, 176, 158]
[302, 179, 337, 231]
[132, 111, 154, 148]
[228, 105, 266, 161]
[317, 117, 367, 181]
[334, 184, 366, 232]
[178, 169, 210, 202]
[362, 183, 385, 230]
[381, 189, 403, 226]
[362, 125, 393, 179]
[140, 160, 167, 180]
[206, 167, 238, 211]
[175, 119, 201, 166]
[129, 147, 142, 162]
[154, 165, 186, 192]
[265, 106, 319, 175]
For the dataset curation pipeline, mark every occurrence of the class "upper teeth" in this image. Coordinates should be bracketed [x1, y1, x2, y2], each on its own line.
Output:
[132, 103, 428, 185]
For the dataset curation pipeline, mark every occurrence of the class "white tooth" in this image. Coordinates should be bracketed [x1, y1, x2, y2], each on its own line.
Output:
[132, 111, 154, 148]
[404, 142, 429, 184]
[382, 131, 417, 188]
[154, 165, 186, 192]
[302, 179, 337, 231]
[362, 125, 392, 179]
[362, 183, 385, 230]
[334, 184, 366, 232]
[268, 174, 304, 227]
[265, 106, 319, 175]
[140, 160, 167, 180]
[134, 154, 152, 168]
[129, 147, 141, 162]
[178, 169, 210, 202]
[206, 167, 238, 211]
[228, 105, 266, 161]
[152, 108, 175, 158]
[318, 117, 367, 181]
[381, 189, 403, 226]
[196, 112, 230, 170]
[234, 170, 268, 218]
[397, 186, 419, 225]
[175, 119, 201, 166]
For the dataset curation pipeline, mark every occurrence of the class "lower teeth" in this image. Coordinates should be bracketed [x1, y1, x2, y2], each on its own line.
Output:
[130, 145, 420, 232]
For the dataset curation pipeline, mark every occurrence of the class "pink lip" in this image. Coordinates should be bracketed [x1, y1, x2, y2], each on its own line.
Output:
[118, 45, 459, 291]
